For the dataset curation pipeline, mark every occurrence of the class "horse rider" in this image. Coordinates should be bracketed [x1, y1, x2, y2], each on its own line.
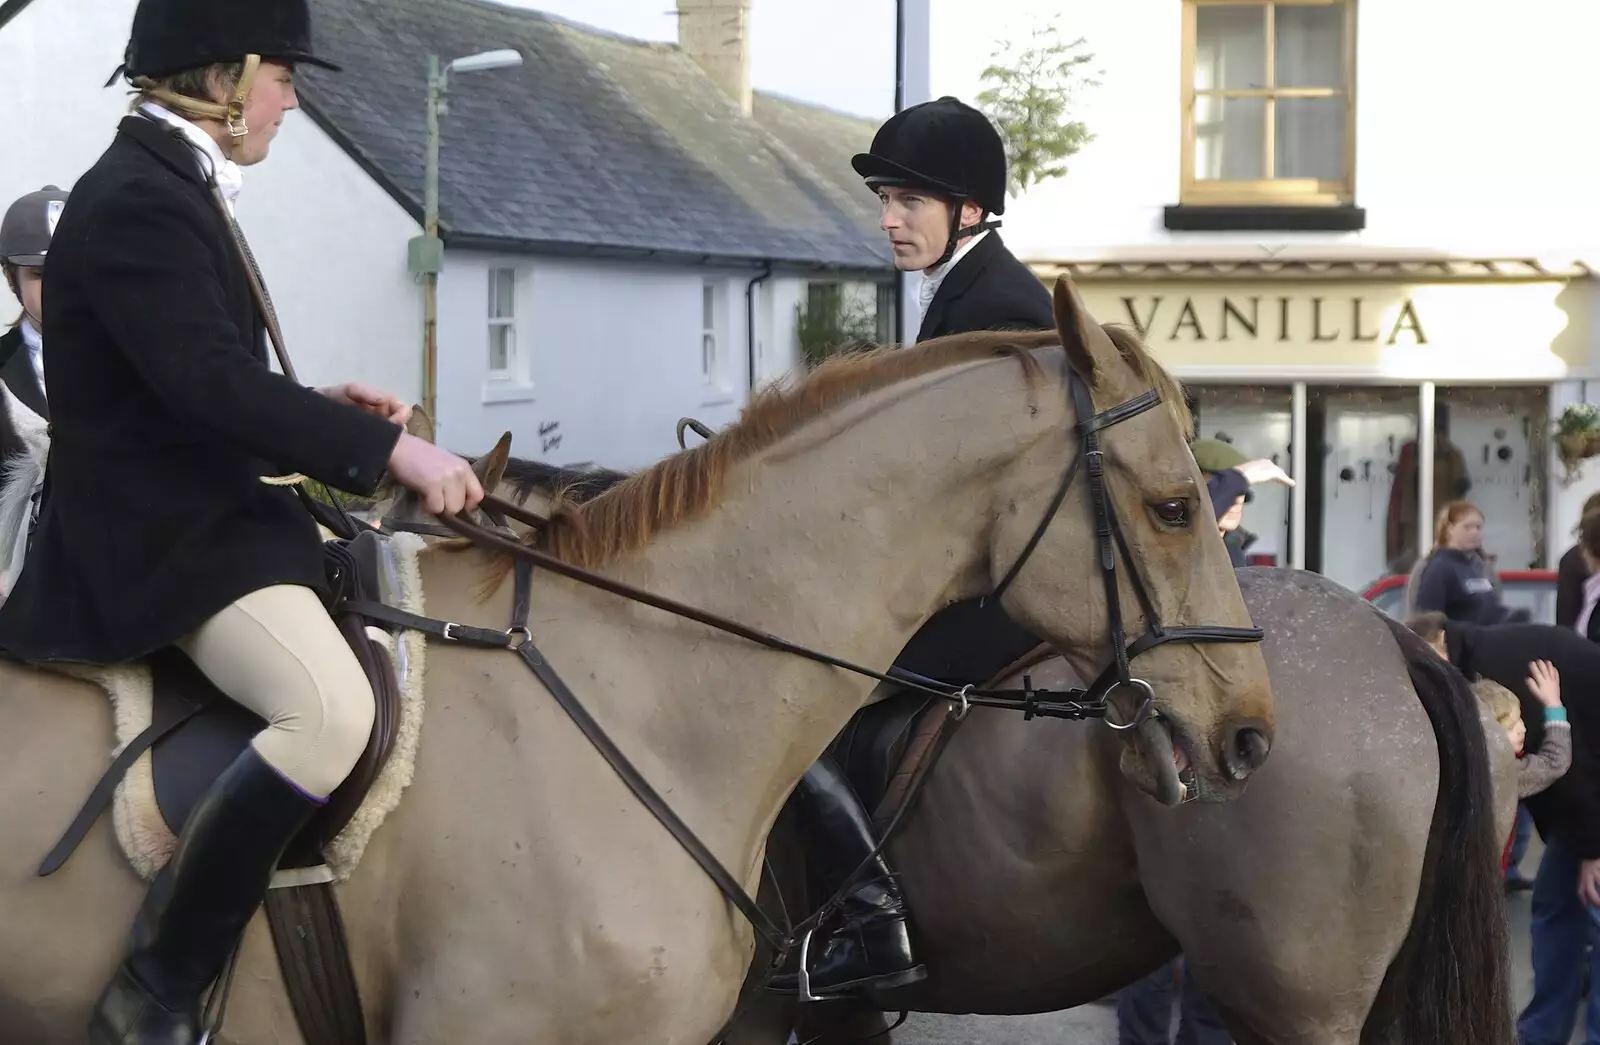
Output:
[772, 96, 1055, 1001]
[0, 1, 484, 1041]
[0, 186, 64, 598]
[0, 185, 60, 426]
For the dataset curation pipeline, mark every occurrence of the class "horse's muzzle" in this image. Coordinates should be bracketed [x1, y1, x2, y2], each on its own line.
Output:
[1219, 718, 1273, 782]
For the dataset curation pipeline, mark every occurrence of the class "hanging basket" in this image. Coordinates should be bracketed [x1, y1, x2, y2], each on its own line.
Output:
[1556, 430, 1600, 483]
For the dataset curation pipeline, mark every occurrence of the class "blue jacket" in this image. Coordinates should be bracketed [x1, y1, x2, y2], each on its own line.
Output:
[1416, 548, 1508, 625]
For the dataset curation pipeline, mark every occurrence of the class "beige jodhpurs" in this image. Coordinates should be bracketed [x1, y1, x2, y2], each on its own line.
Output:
[175, 584, 375, 799]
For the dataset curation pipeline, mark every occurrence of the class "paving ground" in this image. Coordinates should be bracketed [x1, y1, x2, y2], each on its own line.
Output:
[892, 839, 1566, 1045]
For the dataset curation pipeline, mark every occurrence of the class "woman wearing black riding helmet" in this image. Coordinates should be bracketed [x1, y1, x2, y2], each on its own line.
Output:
[0, 1, 483, 1041]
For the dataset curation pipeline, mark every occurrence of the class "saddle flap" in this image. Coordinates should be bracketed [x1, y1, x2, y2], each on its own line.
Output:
[830, 690, 935, 819]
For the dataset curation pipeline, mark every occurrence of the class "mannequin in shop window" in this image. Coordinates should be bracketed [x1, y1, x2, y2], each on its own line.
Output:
[1386, 403, 1471, 575]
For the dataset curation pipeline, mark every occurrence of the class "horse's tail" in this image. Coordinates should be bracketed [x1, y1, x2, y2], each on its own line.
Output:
[1366, 614, 1514, 1044]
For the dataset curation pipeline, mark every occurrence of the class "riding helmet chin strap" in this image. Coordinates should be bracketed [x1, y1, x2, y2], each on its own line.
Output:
[932, 198, 1001, 267]
[130, 53, 263, 160]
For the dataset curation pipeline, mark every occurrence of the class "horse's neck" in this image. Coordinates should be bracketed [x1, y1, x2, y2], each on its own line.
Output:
[513, 357, 1068, 850]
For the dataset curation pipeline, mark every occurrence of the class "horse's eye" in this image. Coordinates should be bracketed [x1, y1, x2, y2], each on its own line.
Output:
[1153, 499, 1190, 527]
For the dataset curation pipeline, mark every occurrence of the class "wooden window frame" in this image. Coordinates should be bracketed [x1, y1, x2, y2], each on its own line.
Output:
[1180, 0, 1358, 207]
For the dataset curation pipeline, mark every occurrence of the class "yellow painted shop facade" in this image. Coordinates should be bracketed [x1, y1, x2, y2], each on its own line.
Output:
[1033, 258, 1598, 597]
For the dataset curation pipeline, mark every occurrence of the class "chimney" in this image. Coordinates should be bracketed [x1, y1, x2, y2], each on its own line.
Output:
[676, 0, 753, 117]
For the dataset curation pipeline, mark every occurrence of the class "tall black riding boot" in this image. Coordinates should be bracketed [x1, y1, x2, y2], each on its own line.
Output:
[770, 756, 926, 999]
[89, 746, 322, 1045]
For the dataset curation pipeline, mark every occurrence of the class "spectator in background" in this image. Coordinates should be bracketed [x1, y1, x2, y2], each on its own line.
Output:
[1190, 439, 1295, 568]
[1412, 501, 1514, 625]
[1566, 506, 1600, 643]
[1555, 493, 1600, 630]
[1471, 667, 1572, 809]
[1409, 614, 1600, 1045]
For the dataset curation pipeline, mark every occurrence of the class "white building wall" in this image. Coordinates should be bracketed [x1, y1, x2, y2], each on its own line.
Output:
[928, 0, 1600, 261]
[435, 253, 760, 470]
[0, 0, 422, 403]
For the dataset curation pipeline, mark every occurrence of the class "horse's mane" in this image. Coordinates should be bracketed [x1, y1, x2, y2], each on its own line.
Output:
[500, 457, 629, 506]
[1103, 324, 1192, 436]
[530, 323, 1185, 571]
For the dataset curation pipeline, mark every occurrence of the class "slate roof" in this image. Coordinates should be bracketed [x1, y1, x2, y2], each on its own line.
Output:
[298, 0, 893, 272]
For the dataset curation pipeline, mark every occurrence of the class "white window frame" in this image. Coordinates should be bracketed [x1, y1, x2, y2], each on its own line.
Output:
[488, 266, 518, 381]
[482, 266, 535, 404]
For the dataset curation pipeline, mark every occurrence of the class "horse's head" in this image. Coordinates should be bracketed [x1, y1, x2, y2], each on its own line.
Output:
[991, 277, 1274, 806]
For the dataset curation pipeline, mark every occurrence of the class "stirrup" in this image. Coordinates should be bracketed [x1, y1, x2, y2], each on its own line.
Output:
[796, 927, 822, 1003]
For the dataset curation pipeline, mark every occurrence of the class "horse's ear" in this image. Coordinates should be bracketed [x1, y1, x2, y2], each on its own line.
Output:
[472, 431, 513, 492]
[406, 406, 435, 444]
[1053, 276, 1112, 390]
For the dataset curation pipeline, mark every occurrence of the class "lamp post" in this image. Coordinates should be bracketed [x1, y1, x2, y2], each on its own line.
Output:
[410, 47, 524, 433]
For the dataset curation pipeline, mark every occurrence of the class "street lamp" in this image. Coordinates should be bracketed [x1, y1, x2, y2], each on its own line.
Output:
[409, 47, 524, 433]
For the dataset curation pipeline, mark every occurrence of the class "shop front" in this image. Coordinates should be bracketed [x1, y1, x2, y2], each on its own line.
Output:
[1036, 258, 1597, 596]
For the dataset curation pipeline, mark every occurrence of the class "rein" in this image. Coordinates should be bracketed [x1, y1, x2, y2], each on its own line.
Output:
[353, 363, 1265, 1000]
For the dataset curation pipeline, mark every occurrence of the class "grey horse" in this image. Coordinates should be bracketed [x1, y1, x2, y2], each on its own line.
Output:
[728, 567, 1517, 1045]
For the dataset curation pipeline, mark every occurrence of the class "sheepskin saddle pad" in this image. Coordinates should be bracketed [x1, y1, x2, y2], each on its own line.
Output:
[42, 529, 430, 887]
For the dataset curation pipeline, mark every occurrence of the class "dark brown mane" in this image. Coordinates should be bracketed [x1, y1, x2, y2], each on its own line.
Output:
[532, 322, 1182, 570]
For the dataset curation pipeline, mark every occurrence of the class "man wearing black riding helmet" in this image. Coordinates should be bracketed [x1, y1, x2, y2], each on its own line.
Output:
[770, 98, 1057, 1005]
[851, 95, 1054, 342]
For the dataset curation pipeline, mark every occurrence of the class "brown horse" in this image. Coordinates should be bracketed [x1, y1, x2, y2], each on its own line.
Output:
[0, 280, 1276, 1043]
[728, 567, 1517, 1045]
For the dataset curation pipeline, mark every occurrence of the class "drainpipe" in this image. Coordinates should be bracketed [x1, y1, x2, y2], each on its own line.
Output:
[746, 263, 774, 392]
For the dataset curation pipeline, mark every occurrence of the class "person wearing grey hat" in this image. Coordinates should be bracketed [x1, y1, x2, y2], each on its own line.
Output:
[1115, 438, 1295, 1045]
[0, 184, 66, 423]
[1189, 438, 1293, 566]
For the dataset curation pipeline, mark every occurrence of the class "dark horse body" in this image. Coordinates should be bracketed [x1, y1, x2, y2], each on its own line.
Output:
[727, 568, 1516, 1045]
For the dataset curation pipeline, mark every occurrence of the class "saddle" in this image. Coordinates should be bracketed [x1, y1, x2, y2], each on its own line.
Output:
[145, 528, 405, 870]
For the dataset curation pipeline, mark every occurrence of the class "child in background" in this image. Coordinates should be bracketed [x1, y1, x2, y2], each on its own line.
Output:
[1475, 661, 1571, 873]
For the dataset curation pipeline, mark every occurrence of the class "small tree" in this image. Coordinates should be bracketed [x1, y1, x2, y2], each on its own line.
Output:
[976, 19, 1099, 198]
[795, 285, 880, 369]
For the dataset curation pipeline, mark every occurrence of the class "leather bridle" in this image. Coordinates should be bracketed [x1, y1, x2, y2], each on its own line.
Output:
[959, 369, 1266, 730]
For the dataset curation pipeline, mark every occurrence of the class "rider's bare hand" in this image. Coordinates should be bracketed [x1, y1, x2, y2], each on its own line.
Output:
[320, 383, 413, 425]
[387, 433, 484, 516]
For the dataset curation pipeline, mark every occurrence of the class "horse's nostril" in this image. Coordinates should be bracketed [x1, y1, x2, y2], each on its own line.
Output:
[1236, 728, 1270, 768]
[1221, 721, 1272, 780]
